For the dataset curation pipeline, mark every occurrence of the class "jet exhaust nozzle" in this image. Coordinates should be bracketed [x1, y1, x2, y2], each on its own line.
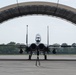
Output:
[30, 43, 37, 51]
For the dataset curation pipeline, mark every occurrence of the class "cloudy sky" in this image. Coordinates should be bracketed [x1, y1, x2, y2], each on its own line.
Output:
[0, 0, 76, 45]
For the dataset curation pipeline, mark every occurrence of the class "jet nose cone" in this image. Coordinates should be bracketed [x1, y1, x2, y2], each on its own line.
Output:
[35, 34, 41, 43]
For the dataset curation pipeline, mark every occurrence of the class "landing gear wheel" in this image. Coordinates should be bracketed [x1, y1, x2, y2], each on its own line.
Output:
[28, 55, 31, 60]
[44, 55, 47, 60]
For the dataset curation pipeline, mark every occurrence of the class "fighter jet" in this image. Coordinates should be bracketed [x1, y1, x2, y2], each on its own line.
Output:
[0, 25, 75, 60]
[19, 25, 50, 60]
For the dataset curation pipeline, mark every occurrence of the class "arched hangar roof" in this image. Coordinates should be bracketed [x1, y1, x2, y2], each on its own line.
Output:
[0, 1, 76, 24]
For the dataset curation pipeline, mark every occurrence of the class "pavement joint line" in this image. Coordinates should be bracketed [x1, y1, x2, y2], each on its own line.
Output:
[0, 59, 76, 61]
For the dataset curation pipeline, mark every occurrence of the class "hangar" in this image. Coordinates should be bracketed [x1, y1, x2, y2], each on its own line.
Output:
[0, 1, 76, 24]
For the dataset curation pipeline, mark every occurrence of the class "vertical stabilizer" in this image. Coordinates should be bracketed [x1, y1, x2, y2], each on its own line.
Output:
[47, 26, 49, 46]
[26, 25, 28, 46]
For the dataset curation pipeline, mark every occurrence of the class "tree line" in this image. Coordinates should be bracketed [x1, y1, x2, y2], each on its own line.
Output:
[0, 42, 20, 54]
[0, 42, 76, 54]
[50, 43, 76, 54]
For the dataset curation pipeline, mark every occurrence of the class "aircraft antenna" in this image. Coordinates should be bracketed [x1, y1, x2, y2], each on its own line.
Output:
[47, 26, 49, 46]
[26, 25, 28, 46]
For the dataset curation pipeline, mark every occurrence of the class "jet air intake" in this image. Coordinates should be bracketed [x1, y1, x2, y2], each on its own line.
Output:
[38, 43, 45, 51]
[30, 43, 37, 51]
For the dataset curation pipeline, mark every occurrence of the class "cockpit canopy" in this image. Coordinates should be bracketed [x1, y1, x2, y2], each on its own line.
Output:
[35, 34, 41, 43]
